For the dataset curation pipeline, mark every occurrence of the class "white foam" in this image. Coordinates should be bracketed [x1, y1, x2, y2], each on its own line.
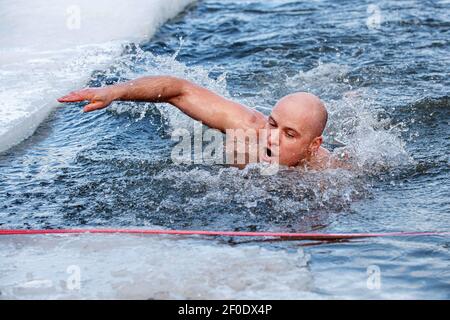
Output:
[286, 63, 412, 170]
[0, 0, 194, 153]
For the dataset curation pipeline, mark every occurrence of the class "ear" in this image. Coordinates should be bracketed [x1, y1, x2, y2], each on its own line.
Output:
[309, 136, 323, 154]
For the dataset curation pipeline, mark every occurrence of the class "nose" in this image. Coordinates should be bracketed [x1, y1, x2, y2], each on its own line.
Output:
[268, 128, 279, 147]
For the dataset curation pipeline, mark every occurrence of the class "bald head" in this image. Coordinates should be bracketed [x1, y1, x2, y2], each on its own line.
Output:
[272, 92, 328, 139]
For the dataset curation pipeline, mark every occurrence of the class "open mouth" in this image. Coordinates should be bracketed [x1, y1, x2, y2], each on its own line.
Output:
[266, 147, 272, 157]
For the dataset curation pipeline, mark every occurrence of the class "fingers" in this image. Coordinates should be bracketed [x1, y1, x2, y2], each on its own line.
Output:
[57, 89, 92, 103]
[83, 101, 106, 113]
[58, 88, 110, 113]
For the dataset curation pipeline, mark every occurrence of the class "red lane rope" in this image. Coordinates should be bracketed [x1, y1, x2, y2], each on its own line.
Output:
[0, 228, 449, 241]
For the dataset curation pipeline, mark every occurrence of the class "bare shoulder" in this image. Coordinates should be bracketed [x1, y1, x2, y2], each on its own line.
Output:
[327, 148, 354, 170]
[312, 147, 353, 170]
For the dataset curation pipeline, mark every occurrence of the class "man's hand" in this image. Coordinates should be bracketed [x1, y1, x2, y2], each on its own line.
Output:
[57, 87, 117, 112]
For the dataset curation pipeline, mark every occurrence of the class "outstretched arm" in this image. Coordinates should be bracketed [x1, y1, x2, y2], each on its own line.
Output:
[57, 76, 266, 133]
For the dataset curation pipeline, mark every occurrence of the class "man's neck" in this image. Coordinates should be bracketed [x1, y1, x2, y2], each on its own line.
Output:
[301, 147, 331, 170]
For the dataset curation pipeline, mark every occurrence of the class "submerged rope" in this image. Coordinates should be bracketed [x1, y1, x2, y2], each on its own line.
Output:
[0, 228, 449, 241]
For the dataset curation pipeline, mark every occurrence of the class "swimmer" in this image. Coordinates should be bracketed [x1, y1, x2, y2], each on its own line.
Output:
[58, 76, 346, 170]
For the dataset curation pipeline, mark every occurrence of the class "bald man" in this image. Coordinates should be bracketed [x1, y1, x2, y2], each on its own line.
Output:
[58, 76, 338, 170]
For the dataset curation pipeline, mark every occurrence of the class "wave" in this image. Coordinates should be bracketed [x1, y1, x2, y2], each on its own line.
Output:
[0, 0, 194, 153]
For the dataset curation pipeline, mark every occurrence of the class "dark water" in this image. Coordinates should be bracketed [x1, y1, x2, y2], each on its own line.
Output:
[1, 0, 449, 298]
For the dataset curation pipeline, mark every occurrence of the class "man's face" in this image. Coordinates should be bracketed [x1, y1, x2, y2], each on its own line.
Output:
[262, 97, 322, 166]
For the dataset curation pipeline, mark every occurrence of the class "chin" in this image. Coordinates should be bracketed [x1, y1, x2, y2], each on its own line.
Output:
[277, 159, 295, 167]
[279, 156, 306, 167]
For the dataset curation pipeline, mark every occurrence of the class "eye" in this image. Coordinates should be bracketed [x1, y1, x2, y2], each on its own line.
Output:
[285, 131, 295, 138]
[269, 120, 277, 127]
